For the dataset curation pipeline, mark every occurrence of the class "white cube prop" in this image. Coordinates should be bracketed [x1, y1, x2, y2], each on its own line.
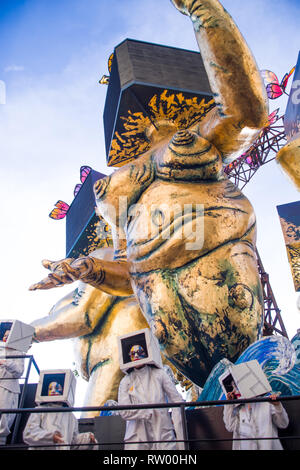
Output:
[35, 369, 76, 407]
[118, 328, 162, 373]
[219, 360, 272, 399]
[0, 320, 34, 353]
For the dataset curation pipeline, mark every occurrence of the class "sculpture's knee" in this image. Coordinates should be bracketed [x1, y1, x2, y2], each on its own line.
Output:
[228, 283, 254, 310]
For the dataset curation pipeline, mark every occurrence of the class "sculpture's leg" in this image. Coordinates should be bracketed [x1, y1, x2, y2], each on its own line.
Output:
[131, 269, 205, 383]
[74, 296, 148, 418]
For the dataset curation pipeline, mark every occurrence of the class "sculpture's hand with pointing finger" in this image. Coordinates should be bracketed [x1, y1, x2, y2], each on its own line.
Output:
[29, 255, 133, 296]
[29, 257, 91, 291]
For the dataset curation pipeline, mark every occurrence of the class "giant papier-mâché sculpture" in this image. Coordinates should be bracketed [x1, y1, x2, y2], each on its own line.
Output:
[30, 0, 269, 387]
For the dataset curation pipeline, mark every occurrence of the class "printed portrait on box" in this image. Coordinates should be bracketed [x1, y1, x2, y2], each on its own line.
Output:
[35, 369, 76, 407]
[40, 373, 65, 398]
[121, 332, 149, 365]
[118, 328, 162, 373]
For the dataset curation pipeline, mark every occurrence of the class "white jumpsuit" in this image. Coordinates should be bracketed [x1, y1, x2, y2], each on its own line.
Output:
[118, 365, 184, 450]
[223, 400, 289, 450]
[23, 403, 97, 450]
[0, 347, 24, 445]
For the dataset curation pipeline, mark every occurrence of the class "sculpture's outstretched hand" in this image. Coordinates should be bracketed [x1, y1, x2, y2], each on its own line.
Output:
[29, 255, 134, 296]
[29, 257, 93, 291]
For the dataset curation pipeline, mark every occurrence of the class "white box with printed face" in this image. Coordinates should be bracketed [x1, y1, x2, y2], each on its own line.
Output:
[118, 328, 162, 373]
[0, 320, 34, 353]
[35, 369, 76, 407]
[219, 360, 272, 399]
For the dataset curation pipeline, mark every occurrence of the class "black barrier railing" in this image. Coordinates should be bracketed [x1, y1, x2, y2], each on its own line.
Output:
[0, 394, 299, 450]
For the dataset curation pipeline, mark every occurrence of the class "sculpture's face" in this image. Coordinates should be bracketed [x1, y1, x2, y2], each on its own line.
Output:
[155, 129, 223, 181]
[48, 381, 63, 396]
[129, 344, 147, 362]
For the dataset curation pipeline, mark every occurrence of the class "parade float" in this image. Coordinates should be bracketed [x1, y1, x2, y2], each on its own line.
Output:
[4, 0, 300, 450]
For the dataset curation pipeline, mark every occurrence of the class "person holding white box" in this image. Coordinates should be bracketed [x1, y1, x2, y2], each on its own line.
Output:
[117, 329, 184, 450]
[23, 370, 98, 450]
[0, 321, 30, 445]
[221, 361, 289, 450]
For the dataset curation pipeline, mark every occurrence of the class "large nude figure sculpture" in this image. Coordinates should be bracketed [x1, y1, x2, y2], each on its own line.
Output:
[30, 0, 269, 387]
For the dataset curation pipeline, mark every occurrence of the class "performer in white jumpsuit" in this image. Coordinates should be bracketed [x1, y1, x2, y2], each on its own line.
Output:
[0, 330, 24, 445]
[23, 381, 98, 450]
[118, 344, 184, 450]
[223, 386, 289, 450]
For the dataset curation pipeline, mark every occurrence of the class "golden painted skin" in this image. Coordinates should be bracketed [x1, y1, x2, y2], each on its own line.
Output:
[276, 137, 300, 191]
[30, 0, 269, 386]
[31, 248, 148, 418]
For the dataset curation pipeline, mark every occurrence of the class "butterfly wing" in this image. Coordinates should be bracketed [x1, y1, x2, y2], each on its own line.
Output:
[108, 53, 114, 73]
[49, 200, 69, 219]
[260, 70, 280, 86]
[266, 83, 283, 100]
[280, 66, 296, 93]
[49, 208, 67, 220]
[55, 200, 70, 211]
[73, 166, 92, 197]
[267, 107, 280, 125]
[260, 70, 282, 99]
[74, 183, 82, 197]
[80, 165, 92, 183]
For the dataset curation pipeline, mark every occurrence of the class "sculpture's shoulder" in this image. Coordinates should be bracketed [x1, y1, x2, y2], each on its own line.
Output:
[94, 151, 155, 206]
[221, 178, 254, 208]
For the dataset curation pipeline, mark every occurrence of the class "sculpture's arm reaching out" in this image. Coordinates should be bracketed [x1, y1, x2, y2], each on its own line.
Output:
[29, 255, 133, 296]
[171, 0, 269, 161]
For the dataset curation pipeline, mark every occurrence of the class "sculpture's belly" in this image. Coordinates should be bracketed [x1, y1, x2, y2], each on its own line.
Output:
[126, 178, 256, 273]
[131, 242, 263, 386]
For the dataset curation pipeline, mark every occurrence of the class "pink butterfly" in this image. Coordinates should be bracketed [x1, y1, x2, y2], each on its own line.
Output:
[261, 67, 295, 100]
[49, 165, 92, 220]
[49, 200, 70, 220]
[267, 107, 280, 125]
[73, 165, 92, 197]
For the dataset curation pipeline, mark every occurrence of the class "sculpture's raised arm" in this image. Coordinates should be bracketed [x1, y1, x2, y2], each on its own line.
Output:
[171, 0, 269, 161]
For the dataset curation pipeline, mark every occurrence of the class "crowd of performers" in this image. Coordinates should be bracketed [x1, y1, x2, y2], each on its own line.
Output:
[0, 321, 290, 451]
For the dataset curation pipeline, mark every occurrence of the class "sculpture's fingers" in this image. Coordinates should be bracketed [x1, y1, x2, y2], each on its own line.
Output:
[41, 259, 57, 271]
[59, 262, 82, 281]
[29, 267, 78, 290]
[42, 258, 74, 273]
[29, 276, 60, 291]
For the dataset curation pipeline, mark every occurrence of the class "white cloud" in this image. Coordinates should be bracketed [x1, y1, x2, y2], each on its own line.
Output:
[0, 80, 5, 104]
[4, 65, 25, 73]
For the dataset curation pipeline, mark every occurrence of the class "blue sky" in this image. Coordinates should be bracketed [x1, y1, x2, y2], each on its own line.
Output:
[0, 0, 300, 404]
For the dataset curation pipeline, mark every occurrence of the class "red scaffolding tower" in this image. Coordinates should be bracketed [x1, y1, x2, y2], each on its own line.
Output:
[225, 115, 289, 338]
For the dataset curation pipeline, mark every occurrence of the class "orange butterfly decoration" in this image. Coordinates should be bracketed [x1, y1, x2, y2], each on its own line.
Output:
[49, 200, 70, 220]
